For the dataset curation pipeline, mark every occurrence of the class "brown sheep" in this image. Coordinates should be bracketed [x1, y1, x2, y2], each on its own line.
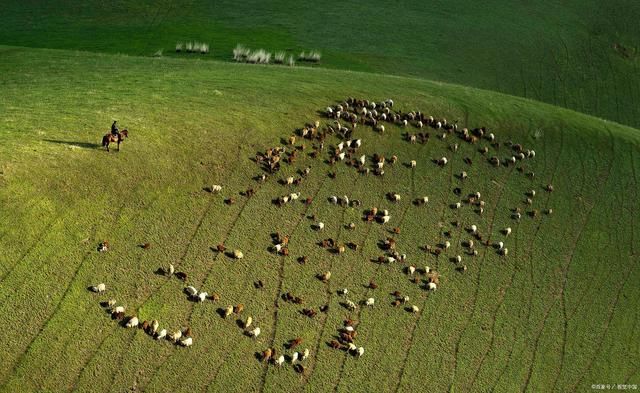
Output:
[233, 304, 244, 314]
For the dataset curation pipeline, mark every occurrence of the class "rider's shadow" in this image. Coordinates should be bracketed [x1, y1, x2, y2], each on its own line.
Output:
[42, 139, 101, 149]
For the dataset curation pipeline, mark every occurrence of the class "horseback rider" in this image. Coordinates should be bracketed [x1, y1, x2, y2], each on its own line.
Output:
[111, 120, 119, 137]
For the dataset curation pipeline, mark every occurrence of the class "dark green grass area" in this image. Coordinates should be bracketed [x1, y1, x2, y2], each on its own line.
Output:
[0, 46, 638, 392]
[1, 0, 640, 128]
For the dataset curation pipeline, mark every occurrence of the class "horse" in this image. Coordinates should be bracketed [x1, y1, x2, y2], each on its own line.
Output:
[102, 129, 128, 152]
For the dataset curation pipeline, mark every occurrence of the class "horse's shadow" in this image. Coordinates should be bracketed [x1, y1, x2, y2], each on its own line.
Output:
[43, 139, 101, 149]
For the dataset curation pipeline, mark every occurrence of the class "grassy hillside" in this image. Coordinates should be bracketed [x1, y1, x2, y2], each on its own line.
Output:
[1, 0, 640, 129]
[0, 46, 639, 392]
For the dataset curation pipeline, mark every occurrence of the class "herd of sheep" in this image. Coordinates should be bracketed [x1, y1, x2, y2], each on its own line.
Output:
[89, 97, 552, 374]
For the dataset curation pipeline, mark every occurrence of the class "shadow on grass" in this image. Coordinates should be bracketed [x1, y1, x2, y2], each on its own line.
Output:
[43, 139, 101, 149]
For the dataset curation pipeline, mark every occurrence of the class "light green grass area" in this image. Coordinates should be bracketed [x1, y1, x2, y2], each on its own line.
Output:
[0, 46, 638, 392]
[1, 0, 639, 129]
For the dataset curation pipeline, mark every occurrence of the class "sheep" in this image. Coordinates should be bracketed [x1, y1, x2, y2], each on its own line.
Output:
[319, 271, 331, 282]
[386, 256, 396, 263]
[316, 222, 325, 231]
[113, 306, 125, 315]
[291, 352, 299, 363]
[302, 348, 310, 360]
[365, 298, 375, 307]
[150, 320, 159, 335]
[470, 224, 478, 234]
[355, 139, 362, 148]
[276, 355, 285, 366]
[337, 142, 344, 152]
[348, 343, 357, 352]
[427, 282, 437, 291]
[248, 327, 261, 338]
[244, 316, 253, 329]
[211, 185, 222, 193]
[125, 316, 139, 328]
[438, 157, 448, 166]
[106, 299, 117, 308]
[345, 300, 357, 311]
[233, 250, 244, 259]
[377, 161, 384, 169]
[180, 337, 193, 347]
[359, 155, 366, 165]
[408, 266, 416, 275]
[169, 330, 182, 343]
[391, 193, 401, 202]
[338, 152, 346, 161]
[90, 283, 106, 293]
[224, 305, 234, 318]
[444, 241, 451, 249]
[504, 227, 512, 236]
[274, 244, 283, 253]
[197, 292, 208, 302]
[460, 171, 468, 179]
[156, 329, 167, 340]
[357, 347, 365, 357]
[338, 288, 348, 296]
[410, 160, 417, 168]
[488, 133, 495, 141]
[185, 286, 198, 297]
[499, 248, 509, 256]
[290, 192, 300, 200]
[454, 202, 462, 209]
[167, 263, 175, 276]
[329, 195, 338, 204]
[234, 304, 244, 314]
[382, 215, 391, 224]
[455, 255, 462, 263]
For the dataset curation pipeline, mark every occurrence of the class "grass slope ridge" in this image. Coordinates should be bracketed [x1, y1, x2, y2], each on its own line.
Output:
[1, 0, 639, 129]
[0, 46, 638, 392]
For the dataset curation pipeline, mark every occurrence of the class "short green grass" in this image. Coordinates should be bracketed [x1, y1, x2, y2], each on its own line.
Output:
[0, 46, 638, 392]
[1, 0, 639, 129]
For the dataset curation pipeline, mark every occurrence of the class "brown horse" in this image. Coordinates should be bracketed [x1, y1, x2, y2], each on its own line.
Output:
[102, 129, 128, 152]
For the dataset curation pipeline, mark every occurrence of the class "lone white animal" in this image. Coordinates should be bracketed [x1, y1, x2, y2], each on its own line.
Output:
[276, 355, 285, 366]
[410, 160, 416, 168]
[317, 222, 325, 230]
[91, 283, 106, 293]
[329, 196, 338, 204]
[504, 227, 512, 236]
[444, 241, 451, 249]
[365, 298, 375, 306]
[338, 288, 348, 296]
[357, 347, 365, 357]
[249, 327, 261, 338]
[470, 224, 478, 234]
[211, 185, 222, 193]
[411, 305, 420, 313]
[408, 266, 416, 275]
[233, 250, 244, 259]
[168, 263, 175, 276]
[302, 348, 310, 360]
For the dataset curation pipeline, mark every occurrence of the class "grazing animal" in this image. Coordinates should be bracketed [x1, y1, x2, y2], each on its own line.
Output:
[248, 327, 261, 338]
[156, 329, 167, 340]
[365, 297, 375, 307]
[180, 337, 193, 347]
[90, 283, 106, 293]
[276, 355, 285, 366]
[125, 316, 139, 328]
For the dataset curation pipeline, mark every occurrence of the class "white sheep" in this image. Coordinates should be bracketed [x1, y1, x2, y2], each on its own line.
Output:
[302, 348, 310, 360]
[377, 161, 384, 169]
[378, 124, 385, 133]
[410, 160, 416, 168]
[444, 241, 451, 249]
[338, 288, 348, 296]
[185, 286, 198, 296]
[402, 119, 408, 127]
[504, 227, 512, 236]
[233, 250, 244, 259]
[497, 241, 504, 250]
[355, 139, 362, 148]
[424, 266, 431, 274]
[316, 222, 325, 230]
[342, 195, 350, 206]
[329, 195, 338, 204]
[365, 297, 375, 306]
[346, 300, 357, 311]
[422, 196, 429, 204]
[291, 352, 299, 363]
[249, 327, 261, 338]
[359, 155, 366, 165]
[488, 133, 495, 141]
[392, 193, 401, 201]
[439, 157, 448, 166]
[338, 152, 346, 161]
[91, 283, 106, 293]
[168, 263, 175, 276]
[156, 329, 167, 340]
[475, 191, 481, 199]
[408, 266, 416, 275]
[245, 316, 253, 329]
[197, 292, 208, 302]
[382, 215, 391, 224]
[276, 355, 285, 366]
[211, 185, 222, 193]
[113, 306, 125, 314]
[344, 326, 354, 332]
[125, 316, 139, 328]
[500, 248, 509, 256]
[455, 202, 461, 209]
[470, 224, 478, 234]
[348, 343, 357, 352]
[455, 255, 462, 263]
[290, 192, 300, 200]
[151, 320, 159, 335]
[286, 176, 294, 185]
[357, 347, 365, 357]
[411, 305, 420, 313]
[169, 330, 182, 343]
[427, 282, 437, 291]
[386, 256, 396, 263]
[337, 142, 344, 151]
[274, 244, 283, 253]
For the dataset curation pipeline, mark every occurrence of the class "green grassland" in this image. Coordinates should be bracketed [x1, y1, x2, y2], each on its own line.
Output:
[0, 46, 638, 392]
[1, 0, 640, 129]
